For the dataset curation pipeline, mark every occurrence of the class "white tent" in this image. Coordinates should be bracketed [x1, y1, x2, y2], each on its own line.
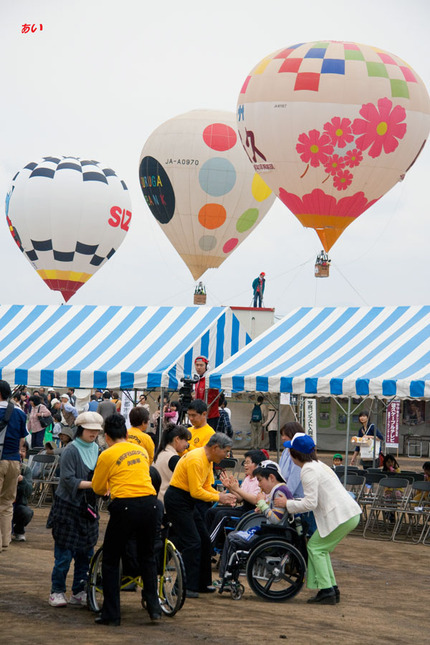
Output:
[209, 306, 430, 399]
[0, 304, 250, 389]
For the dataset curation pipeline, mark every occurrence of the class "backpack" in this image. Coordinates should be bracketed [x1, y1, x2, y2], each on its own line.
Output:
[218, 409, 233, 438]
[251, 404, 262, 422]
[0, 401, 15, 459]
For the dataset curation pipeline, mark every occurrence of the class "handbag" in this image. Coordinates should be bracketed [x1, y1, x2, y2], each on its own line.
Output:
[38, 405, 54, 428]
[81, 489, 99, 522]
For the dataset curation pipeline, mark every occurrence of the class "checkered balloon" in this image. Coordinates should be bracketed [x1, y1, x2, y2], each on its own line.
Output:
[5, 156, 132, 301]
[237, 41, 430, 252]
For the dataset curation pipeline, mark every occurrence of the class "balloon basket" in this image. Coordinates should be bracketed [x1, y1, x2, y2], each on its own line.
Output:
[194, 294, 207, 305]
[315, 263, 330, 278]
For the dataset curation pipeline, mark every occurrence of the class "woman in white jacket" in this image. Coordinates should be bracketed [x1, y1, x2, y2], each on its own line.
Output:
[275, 433, 361, 605]
[153, 424, 191, 503]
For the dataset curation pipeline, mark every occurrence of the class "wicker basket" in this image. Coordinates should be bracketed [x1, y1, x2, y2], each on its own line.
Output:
[194, 294, 207, 305]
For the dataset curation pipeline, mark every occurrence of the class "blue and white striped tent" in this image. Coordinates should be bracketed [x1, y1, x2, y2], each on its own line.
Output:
[0, 305, 251, 390]
[209, 306, 430, 399]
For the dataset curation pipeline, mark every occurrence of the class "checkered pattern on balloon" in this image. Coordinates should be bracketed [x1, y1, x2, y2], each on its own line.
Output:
[237, 41, 430, 252]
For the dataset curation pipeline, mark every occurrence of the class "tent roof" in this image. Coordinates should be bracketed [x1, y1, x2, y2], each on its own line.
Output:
[0, 305, 250, 390]
[209, 306, 430, 399]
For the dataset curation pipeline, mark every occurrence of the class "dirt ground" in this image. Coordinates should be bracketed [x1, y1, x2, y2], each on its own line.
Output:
[1, 453, 429, 645]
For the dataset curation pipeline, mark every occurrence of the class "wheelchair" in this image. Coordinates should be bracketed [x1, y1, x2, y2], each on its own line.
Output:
[87, 523, 186, 617]
[217, 511, 307, 602]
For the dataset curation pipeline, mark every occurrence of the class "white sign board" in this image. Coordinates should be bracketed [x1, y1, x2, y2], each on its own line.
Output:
[120, 391, 134, 429]
[305, 398, 317, 443]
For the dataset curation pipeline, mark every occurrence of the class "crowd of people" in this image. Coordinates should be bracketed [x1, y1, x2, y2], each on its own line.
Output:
[1, 376, 429, 626]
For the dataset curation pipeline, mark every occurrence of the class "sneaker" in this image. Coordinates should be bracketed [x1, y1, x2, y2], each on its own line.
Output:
[49, 592, 68, 607]
[213, 579, 231, 589]
[12, 534, 26, 542]
[69, 590, 87, 606]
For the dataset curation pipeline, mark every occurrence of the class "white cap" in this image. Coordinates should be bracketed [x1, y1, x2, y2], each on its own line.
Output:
[60, 394, 70, 401]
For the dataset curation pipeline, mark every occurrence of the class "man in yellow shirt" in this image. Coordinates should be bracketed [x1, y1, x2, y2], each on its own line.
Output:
[92, 414, 159, 626]
[127, 406, 155, 463]
[164, 433, 236, 598]
[186, 399, 215, 451]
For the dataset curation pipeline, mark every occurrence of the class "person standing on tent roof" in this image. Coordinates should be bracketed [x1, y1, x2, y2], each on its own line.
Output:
[194, 356, 220, 431]
[252, 272, 265, 308]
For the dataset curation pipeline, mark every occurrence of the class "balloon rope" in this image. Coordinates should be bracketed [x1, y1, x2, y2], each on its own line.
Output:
[332, 263, 369, 305]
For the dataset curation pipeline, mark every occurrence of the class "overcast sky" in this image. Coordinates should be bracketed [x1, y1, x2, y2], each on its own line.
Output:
[0, 0, 429, 319]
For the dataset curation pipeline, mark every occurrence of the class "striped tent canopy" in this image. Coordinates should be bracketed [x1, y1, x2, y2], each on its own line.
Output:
[0, 305, 250, 390]
[209, 306, 430, 399]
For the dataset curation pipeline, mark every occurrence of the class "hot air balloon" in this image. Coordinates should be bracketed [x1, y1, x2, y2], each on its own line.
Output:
[138, 110, 275, 280]
[236, 41, 430, 254]
[5, 156, 132, 301]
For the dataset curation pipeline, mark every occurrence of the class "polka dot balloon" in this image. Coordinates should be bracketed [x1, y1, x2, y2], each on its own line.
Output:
[139, 110, 275, 280]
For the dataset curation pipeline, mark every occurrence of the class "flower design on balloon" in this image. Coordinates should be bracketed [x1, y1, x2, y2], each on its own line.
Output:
[297, 97, 407, 191]
[323, 117, 354, 148]
[344, 149, 363, 168]
[324, 154, 345, 177]
[352, 97, 407, 158]
[296, 129, 333, 176]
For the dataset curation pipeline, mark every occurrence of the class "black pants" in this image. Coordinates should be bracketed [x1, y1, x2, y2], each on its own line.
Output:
[164, 486, 212, 592]
[206, 506, 248, 549]
[268, 431, 278, 451]
[12, 504, 34, 535]
[101, 496, 158, 621]
[207, 417, 219, 431]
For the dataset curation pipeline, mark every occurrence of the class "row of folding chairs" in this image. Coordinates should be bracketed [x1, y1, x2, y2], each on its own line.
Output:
[28, 453, 59, 507]
[340, 473, 430, 544]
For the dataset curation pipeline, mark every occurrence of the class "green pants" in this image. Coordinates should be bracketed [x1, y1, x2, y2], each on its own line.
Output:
[306, 514, 360, 590]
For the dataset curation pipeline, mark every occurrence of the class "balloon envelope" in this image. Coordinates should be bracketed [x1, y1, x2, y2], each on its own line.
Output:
[139, 110, 275, 279]
[5, 156, 132, 301]
[237, 41, 430, 251]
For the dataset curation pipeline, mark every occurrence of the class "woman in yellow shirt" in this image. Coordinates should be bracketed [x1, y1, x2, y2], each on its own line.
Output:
[92, 414, 159, 626]
[127, 406, 155, 463]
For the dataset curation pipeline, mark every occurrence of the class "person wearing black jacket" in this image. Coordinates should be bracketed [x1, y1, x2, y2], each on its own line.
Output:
[12, 441, 34, 541]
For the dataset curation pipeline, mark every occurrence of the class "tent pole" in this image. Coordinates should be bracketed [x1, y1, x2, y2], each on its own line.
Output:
[277, 393, 281, 462]
[344, 397, 351, 487]
[159, 386, 165, 446]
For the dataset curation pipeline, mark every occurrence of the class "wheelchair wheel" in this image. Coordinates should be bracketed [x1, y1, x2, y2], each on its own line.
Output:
[87, 546, 104, 612]
[246, 538, 306, 602]
[159, 540, 186, 617]
[230, 583, 245, 600]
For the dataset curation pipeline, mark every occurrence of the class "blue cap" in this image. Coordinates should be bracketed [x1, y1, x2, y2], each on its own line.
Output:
[285, 434, 316, 454]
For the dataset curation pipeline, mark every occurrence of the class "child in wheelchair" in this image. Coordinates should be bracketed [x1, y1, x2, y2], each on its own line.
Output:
[215, 460, 294, 590]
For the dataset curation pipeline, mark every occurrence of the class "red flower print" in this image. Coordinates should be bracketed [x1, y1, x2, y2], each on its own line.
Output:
[278, 187, 379, 219]
[333, 169, 353, 191]
[324, 154, 345, 177]
[352, 97, 407, 158]
[323, 117, 354, 148]
[296, 129, 334, 167]
[344, 148, 363, 168]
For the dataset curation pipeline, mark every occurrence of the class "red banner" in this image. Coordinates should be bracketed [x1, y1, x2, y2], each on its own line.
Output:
[386, 400, 401, 448]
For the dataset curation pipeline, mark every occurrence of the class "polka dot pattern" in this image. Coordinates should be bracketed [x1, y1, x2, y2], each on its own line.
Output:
[199, 235, 217, 251]
[223, 238, 239, 253]
[236, 208, 259, 232]
[252, 173, 272, 202]
[203, 123, 237, 151]
[199, 157, 236, 197]
[198, 203, 227, 229]
[140, 111, 276, 279]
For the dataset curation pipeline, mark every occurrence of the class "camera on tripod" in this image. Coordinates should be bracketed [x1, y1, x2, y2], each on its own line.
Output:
[177, 375, 199, 423]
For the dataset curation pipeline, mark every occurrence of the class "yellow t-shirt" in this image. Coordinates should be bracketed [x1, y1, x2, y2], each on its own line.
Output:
[92, 440, 155, 499]
[127, 426, 155, 464]
[169, 446, 218, 503]
[187, 423, 215, 451]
